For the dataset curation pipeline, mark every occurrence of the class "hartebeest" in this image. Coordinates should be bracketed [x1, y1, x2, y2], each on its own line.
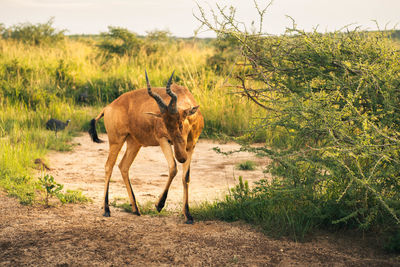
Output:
[88, 71, 204, 224]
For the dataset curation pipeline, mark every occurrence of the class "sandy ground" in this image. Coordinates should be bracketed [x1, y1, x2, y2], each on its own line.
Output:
[1, 133, 399, 266]
[47, 134, 270, 209]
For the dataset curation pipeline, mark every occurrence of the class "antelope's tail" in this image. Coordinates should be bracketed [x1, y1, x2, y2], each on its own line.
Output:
[89, 108, 105, 143]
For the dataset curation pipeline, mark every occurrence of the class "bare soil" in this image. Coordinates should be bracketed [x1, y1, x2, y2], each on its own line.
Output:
[1, 134, 398, 266]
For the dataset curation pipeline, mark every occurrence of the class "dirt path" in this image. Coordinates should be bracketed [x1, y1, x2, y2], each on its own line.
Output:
[47, 134, 269, 208]
[1, 134, 398, 266]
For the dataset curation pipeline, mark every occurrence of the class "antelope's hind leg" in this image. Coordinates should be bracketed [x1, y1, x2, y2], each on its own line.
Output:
[103, 139, 125, 217]
[155, 138, 178, 212]
[118, 135, 142, 216]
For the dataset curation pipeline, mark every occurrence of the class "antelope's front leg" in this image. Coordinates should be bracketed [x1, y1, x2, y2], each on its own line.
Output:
[182, 149, 194, 224]
[156, 138, 178, 212]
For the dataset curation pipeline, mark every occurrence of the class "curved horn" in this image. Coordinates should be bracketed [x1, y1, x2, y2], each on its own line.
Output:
[166, 71, 178, 114]
[146, 70, 167, 113]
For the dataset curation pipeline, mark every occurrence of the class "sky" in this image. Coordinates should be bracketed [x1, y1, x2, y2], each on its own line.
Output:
[0, 0, 399, 37]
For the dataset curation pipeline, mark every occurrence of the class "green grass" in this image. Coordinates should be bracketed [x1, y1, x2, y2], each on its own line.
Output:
[0, 99, 101, 204]
[0, 170, 37, 205]
[110, 199, 171, 216]
[236, 160, 257, 171]
[57, 189, 91, 204]
[191, 177, 321, 242]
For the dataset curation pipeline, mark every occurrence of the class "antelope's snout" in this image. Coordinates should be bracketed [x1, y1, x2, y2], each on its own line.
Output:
[174, 148, 187, 163]
[176, 156, 187, 164]
[175, 152, 187, 164]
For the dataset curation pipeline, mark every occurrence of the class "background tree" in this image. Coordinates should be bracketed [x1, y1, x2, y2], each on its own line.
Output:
[97, 26, 142, 57]
[0, 17, 65, 46]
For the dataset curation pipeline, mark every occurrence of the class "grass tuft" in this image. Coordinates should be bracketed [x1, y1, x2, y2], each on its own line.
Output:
[57, 189, 91, 204]
[110, 199, 171, 216]
[236, 160, 257, 171]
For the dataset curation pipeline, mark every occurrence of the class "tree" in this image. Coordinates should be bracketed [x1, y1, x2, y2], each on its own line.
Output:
[97, 26, 142, 57]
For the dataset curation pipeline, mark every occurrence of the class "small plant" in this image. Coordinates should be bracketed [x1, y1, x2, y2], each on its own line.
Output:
[38, 174, 63, 207]
[38, 174, 90, 205]
[230, 176, 251, 200]
[236, 160, 256, 171]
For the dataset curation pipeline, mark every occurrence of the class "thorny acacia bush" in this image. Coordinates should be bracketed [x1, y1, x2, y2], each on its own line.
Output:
[196, 3, 400, 247]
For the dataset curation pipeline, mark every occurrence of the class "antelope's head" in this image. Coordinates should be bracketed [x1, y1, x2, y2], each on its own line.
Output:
[146, 71, 199, 163]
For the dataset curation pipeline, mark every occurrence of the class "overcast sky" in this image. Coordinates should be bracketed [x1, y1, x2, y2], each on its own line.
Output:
[0, 0, 399, 37]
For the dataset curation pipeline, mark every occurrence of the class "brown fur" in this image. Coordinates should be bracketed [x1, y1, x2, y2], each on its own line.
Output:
[90, 83, 204, 223]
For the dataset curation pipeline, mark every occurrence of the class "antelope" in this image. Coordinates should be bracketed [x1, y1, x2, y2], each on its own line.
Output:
[88, 71, 204, 224]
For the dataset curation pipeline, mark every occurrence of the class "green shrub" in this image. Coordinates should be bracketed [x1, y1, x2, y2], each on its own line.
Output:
[1, 17, 65, 45]
[206, 33, 240, 74]
[97, 26, 142, 57]
[143, 29, 173, 55]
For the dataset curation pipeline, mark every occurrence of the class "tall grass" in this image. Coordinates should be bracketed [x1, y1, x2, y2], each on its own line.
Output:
[0, 37, 263, 138]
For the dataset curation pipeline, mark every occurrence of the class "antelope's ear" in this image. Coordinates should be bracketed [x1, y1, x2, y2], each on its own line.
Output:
[183, 105, 199, 117]
[145, 112, 162, 118]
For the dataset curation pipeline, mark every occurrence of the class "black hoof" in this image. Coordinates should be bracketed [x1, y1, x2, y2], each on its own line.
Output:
[133, 210, 141, 216]
[156, 192, 168, 212]
[185, 219, 194, 224]
[155, 204, 163, 213]
[103, 211, 111, 217]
